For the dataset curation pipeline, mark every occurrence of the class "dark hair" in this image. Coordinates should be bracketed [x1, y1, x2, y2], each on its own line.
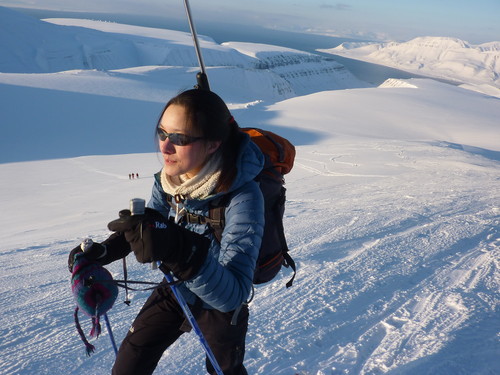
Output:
[156, 89, 240, 192]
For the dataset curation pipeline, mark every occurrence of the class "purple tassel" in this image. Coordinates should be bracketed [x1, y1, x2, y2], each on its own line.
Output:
[74, 306, 96, 356]
[89, 300, 102, 338]
[89, 315, 101, 338]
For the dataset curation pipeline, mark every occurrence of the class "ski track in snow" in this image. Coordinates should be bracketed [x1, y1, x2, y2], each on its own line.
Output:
[0, 140, 499, 375]
[245, 141, 500, 375]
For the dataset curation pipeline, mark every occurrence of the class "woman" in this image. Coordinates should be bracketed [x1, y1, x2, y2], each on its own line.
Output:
[69, 89, 265, 374]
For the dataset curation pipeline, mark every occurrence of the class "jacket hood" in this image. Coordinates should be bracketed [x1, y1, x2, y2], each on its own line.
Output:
[227, 132, 264, 192]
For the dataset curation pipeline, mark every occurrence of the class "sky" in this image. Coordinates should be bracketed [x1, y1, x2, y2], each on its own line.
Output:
[2, 0, 499, 43]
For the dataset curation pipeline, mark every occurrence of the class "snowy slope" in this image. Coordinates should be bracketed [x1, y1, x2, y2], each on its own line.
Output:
[1, 138, 498, 375]
[0, 6, 499, 375]
[0, 7, 365, 164]
[321, 36, 500, 97]
[0, 7, 250, 73]
[0, 7, 363, 100]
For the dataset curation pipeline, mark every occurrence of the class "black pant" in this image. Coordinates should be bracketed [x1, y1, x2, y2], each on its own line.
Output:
[112, 286, 249, 375]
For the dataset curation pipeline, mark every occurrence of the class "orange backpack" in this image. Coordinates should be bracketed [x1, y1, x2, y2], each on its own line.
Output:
[188, 127, 297, 287]
[241, 127, 295, 177]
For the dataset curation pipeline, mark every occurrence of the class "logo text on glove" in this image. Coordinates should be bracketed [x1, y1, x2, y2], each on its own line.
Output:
[155, 221, 168, 229]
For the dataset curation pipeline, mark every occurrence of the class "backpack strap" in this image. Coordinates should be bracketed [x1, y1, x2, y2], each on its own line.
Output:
[273, 187, 296, 288]
[282, 252, 296, 288]
[186, 207, 225, 242]
[181, 189, 297, 287]
[182, 194, 231, 242]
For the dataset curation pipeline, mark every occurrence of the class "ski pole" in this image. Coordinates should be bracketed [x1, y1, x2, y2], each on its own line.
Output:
[159, 264, 224, 375]
[182, 0, 210, 90]
[129, 199, 223, 375]
[103, 313, 118, 356]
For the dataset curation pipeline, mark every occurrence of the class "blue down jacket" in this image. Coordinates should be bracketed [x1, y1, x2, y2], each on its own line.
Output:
[147, 133, 265, 312]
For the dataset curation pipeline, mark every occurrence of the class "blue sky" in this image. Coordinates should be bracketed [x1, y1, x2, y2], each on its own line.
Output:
[2, 0, 499, 43]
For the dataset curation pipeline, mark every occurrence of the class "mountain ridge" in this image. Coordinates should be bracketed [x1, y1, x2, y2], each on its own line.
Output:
[321, 36, 500, 94]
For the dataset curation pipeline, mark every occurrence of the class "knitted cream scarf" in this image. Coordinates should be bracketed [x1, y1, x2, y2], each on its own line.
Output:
[160, 155, 222, 201]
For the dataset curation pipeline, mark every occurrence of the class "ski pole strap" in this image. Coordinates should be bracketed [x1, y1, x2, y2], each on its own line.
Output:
[90, 278, 182, 293]
[157, 262, 223, 375]
[114, 279, 163, 288]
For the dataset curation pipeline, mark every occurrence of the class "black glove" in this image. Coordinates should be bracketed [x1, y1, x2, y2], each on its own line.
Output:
[107, 208, 210, 280]
[68, 233, 131, 273]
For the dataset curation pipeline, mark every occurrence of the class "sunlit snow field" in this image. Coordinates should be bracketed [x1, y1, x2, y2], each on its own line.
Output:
[0, 7, 499, 375]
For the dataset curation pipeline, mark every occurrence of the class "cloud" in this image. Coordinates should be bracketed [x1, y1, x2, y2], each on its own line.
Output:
[320, 3, 351, 11]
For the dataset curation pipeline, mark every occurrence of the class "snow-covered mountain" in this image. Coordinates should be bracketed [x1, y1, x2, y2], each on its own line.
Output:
[0, 6, 499, 375]
[321, 36, 500, 97]
[0, 6, 365, 164]
[0, 6, 363, 99]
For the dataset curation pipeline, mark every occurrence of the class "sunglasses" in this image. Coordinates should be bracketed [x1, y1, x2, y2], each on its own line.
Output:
[156, 128, 205, 146]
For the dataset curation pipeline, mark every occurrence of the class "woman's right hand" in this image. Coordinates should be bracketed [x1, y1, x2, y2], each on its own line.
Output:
[68, 232, 132, 273]
[67, 239, 106, 273]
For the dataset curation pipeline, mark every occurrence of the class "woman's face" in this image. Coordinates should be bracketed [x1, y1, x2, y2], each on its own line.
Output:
[158, 104, 220, 179]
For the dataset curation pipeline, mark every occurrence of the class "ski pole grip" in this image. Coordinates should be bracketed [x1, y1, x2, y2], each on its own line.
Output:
[130, 198, 145, 216]
[80, 238, 94, 252]
[129, 198, 157, 269]
[196, 72, 210, 91]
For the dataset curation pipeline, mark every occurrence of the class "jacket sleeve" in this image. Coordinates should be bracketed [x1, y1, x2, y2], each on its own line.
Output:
[184, 181, 264, 312]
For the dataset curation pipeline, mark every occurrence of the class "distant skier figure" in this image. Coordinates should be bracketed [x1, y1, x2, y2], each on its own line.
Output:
[135, 173, 139, 179]
[68, 89, 264, 375]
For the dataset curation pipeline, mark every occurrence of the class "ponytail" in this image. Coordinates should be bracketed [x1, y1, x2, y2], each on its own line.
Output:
[214, 117, 240, 193]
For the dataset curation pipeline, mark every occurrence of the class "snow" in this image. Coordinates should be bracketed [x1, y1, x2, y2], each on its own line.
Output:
[1, 7, 499, 375]
[320, 36, 500, 98]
